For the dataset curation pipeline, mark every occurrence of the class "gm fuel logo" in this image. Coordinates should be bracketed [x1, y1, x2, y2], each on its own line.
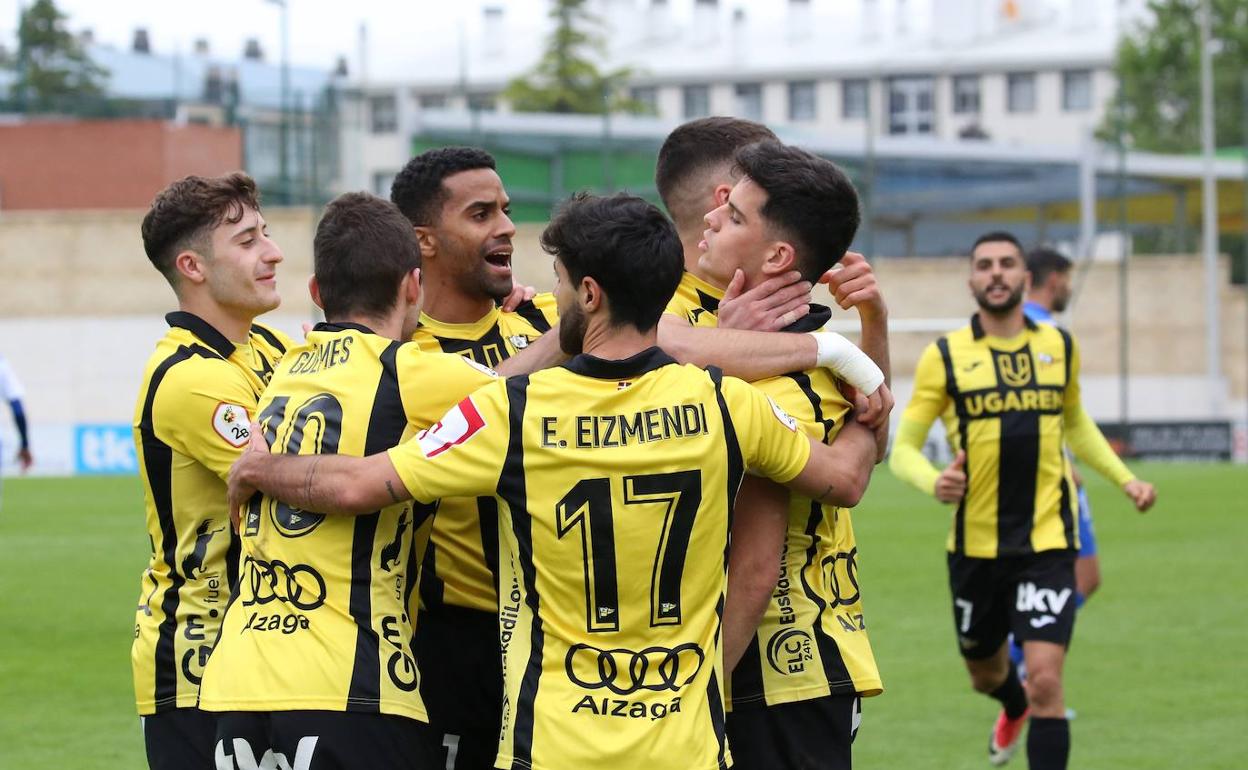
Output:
[75, 424, 137, 475]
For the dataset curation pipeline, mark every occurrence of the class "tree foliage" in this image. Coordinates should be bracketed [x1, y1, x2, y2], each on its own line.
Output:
[1108, 0, 1248, 151]
[504, 0, 647, 115]
[9, 0, 109, 112]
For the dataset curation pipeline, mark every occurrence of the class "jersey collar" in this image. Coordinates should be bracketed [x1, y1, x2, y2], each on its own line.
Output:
[166, 311, 235, 358]
[563, 346, 678, 380]
[970, 312, 1036, 341]
[314, 321, 376, 336]
[781, 303, 833, 333]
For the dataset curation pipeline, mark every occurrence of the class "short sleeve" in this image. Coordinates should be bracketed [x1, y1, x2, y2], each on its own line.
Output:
[388, 382, 511, 504]
[396, 346, 499, 428]
[154, 359, 259, 482]
[721, 377, 812, 484]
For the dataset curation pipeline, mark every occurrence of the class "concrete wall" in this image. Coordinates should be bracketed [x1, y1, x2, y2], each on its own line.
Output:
[0, 120, 243, 211]
[1, 210, 1244, 473]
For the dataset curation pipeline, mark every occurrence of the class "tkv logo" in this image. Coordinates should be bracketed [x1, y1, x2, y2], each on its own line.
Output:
[994, 350, 1033, 387]
[1016, 582, 1072, 615]
[182, 519, 224, 578]
[215, 737, 318, 770]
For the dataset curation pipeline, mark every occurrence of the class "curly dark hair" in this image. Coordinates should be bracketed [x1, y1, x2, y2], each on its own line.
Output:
[541, 193, 683, 332]
[733, 141, 860, 283]
[390, 146, 497, 227]
[141, 172, 260, 283]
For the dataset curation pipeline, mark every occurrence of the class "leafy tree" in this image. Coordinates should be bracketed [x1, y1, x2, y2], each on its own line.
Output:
[504, 0, 647, 115]
[10, 0, 109, 112]
[1108, 0, 1248, 152]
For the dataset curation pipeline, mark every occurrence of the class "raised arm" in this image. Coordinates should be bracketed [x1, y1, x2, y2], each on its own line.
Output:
[783, 420, 877, 508]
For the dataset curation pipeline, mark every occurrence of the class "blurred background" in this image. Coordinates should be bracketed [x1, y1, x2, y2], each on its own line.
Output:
[0, 0, 1244, 468]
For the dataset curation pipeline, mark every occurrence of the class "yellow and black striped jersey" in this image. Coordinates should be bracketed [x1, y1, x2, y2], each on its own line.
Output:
[664, 270, 724, 328]
[730, 308, 883, 709]
[410, 294, 559, 613]
[131, 311, 291, 715]
[199, 323, 498, 720]
[905, 314, 1083, 557]
[387, 348, 811, 770]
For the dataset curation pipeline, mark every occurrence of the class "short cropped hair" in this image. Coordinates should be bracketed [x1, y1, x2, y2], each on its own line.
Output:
[971, 230, 1025, 256]
[141, 172, 260, 283]
[655, 117, 778, 233]
[390, 146, 497, 227]
[541, 193, 683, 332]
[313, 192, 421, 320]
[734, 141, 861, 283]
[1026, 247, 1073, 286]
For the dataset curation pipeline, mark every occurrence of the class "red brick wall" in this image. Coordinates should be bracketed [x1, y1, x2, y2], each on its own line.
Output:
[0, 120, 242, 210]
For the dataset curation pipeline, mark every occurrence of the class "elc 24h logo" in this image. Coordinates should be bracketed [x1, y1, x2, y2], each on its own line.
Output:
[75, 424, 138, 475]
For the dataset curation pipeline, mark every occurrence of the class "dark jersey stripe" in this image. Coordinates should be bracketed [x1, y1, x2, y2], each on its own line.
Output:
[435, 325, 510, 370]
[499, 376, 540, 767]
[1056, 328, 1077, 548]
[995, 344, 1040, 554]
[936, 338, 970, 552]
[707, 658, 729, 770]
[249, 324, 288, 355]
[786, 372, 836, 443]
[478, 496, 502, 596]
[347, 341, 408, 710]
[513, 300, 552, 334]
[139, 346, 196, 709]
[707, 367, 745, 535]
[797, 501, 854, 693]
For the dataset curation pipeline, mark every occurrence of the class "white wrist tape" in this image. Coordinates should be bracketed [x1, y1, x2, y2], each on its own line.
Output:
[811, 332, 884, 394]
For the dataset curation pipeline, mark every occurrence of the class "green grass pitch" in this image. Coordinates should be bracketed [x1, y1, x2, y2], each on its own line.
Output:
[0, 463, 1242, 768]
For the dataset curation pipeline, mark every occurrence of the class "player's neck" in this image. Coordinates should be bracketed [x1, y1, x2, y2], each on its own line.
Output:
[179, 296, 253, 343]
[580, 320, 657, 362]
[977, 308, 1026, 339]
[419, 273, 495, 325]
[328, 312, 402, 341]
[681, 233, 704, 274]
[1026, 292, 1052, 312]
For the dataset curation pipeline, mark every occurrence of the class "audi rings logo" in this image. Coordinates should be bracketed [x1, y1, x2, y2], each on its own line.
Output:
[822, 548, 861, 608]
[241, 556, 327, 611]
[565, 642, 704, 695]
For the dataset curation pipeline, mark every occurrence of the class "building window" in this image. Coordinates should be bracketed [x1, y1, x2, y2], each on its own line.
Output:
[369, 94, 397, 133]
[953, 75, 980, 114]
[630, 86, 658, 113]
[372, 171, 397, 197]
[788, 80, 816, 121]
[887, 76, 935, 135]
[842, 79, 868, 119]
[1062, 70, 1092, 111]
[683, 85, 710, 118]
[467, 92, 497, 112]
[1007, 72, 1036, 113]
[735, 83, 763, 120]
[418, 93, 448, 109]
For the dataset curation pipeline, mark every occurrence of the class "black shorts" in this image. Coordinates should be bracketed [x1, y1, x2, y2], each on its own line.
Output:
[414, 604, 502, 770]
[947, 550, 1078, 660]
[214, 711, 439, 770]
[725, 694, 862, 770]
[143, 708, 216, 770]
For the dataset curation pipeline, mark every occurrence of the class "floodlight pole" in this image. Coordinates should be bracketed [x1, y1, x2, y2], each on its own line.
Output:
[1200, 0, 1221, 415]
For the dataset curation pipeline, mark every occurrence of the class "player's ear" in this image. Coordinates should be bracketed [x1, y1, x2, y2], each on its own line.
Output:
[308, 275, 324, 310]
[173, 249, 208, 285]
[762, 241, 798, 276]
[713, 183, 732, 207]
[413, 226, 437, 260]
[580, 276, 601, 312]
[404, 267, 423, 306]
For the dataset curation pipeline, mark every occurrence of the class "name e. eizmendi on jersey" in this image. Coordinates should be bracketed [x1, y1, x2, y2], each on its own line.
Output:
[539, 403, 710, 449]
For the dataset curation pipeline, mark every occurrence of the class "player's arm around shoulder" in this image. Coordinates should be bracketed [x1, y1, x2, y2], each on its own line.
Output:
[155, 356, 262, 481]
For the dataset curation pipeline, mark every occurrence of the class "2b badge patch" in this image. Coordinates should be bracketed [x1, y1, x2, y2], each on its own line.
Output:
[212, 402, 252, 447]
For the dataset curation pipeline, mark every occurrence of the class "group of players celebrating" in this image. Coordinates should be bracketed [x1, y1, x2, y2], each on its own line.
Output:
[131, 116, 1155, 770]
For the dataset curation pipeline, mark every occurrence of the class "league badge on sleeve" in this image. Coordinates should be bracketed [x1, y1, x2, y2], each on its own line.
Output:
[766, 396, 799, 432]
[212, 402, 252, 447]
[459, 356, 499, 378]
[418, 397, 487, 458]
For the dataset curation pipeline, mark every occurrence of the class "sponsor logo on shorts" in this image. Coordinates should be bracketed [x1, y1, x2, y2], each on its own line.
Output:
[214, 736, 318, 770]
[1016, 582, 1072, 616]
[1030, 615, 1058, 629]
